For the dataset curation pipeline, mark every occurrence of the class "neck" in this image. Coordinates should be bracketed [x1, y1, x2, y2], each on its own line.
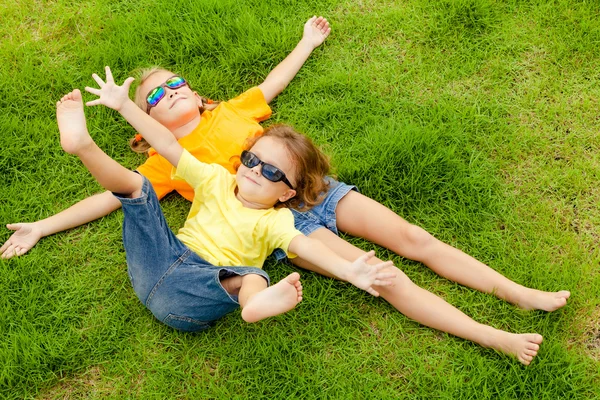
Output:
[234, 187, 273, 210]
[169, 114, 202, 140]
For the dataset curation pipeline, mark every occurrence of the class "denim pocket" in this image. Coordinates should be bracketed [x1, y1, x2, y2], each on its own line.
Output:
[163, 313, 213, 332]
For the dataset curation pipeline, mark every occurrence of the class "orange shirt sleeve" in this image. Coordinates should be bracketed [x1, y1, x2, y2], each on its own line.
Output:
[136, 151, 175, 200]
[226, 87, 272, 122]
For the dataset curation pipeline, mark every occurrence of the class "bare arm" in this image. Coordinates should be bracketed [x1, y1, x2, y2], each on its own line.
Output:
[288, 235, 396, 297]
[118, 100, 183, 166]
[1, 191, 121, 259]
[258, 16, 331, 103]
[85, 67, 183, 167]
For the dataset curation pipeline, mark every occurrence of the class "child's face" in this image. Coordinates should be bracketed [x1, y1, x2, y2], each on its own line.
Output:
[235, 136, 297, 208]
[140, 71, 202, 129]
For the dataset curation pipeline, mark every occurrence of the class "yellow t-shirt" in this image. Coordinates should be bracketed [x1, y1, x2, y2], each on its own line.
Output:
[174, 150, 302, 268]
[137, 87, 271, 202]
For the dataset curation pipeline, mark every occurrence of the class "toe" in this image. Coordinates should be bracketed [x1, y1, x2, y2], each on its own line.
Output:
[524, 349, 537, 357]
[527, 343, 540, 351]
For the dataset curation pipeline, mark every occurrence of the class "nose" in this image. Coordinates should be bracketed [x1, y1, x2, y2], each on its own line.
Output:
[250, 164, 262, 176]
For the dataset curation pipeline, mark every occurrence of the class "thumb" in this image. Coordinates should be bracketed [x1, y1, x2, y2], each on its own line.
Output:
[123, 77, 135, 91]
[356, 250, 376, 264]
[6, 223, 22, 231]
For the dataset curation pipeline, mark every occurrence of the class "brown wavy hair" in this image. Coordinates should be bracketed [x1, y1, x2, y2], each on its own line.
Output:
[237, 124, 331, 211]
[128, 67, 220, 154]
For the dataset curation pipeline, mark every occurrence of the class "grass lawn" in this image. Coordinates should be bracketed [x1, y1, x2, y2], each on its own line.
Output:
[1, 0, 599, 398]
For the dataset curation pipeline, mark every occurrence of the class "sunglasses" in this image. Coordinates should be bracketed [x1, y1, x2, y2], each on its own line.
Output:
[145, 75, 188, 113]
[240, 150, 295, 189]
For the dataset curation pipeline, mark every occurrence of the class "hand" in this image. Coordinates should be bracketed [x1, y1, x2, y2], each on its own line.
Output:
[345, 251, 397, 297]
[85, 66, 135, 111]
[1, 223, 43, 259]
[302, 16, 331, 49]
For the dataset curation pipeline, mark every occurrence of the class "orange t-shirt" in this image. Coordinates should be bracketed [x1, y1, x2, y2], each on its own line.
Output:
[136, 87, 271, 201]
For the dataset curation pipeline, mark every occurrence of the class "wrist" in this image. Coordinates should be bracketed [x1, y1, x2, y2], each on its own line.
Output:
[31, 221, 48, 237]
[118, 99, 139, 115]
[336, 261, 351, 282]
[298, 37, 316, 52]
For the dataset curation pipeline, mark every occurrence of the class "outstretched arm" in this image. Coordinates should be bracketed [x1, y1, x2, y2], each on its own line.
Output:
[258, 16, 331, 103]
[85, 67, 183, 167]
[288, 235, 396, 297]
[1, 191, 121, 259]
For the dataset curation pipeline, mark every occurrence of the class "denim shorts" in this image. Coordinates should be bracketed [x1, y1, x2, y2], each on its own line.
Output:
[273, 176, 357, 261]
[115, 175, 270, 332]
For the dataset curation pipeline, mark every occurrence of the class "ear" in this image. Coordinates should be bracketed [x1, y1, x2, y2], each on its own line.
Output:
[278, 189, 296, 203]
[193, 92, 203, 108]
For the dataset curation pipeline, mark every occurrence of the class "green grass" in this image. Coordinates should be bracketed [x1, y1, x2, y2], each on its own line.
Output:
[1, 0, 599, 398]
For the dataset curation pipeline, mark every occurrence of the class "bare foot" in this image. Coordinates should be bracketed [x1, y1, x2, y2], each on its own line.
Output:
[516, 288, 571, 312]
[241, 272, 303, 323]
[57, 89, 93, 155]
[491, 332, 543, 366]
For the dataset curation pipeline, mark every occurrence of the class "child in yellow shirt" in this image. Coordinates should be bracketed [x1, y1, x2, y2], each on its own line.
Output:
[55, 67, 397, 330]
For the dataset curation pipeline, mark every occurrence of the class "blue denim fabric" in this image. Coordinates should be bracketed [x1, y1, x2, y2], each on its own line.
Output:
[273, 177, 357, 261]
[114, 175, 270, 332]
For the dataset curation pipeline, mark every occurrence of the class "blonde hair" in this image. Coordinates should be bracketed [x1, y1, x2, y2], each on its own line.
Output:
[239, 124, 331, 211]
[128, 67, 220, 154]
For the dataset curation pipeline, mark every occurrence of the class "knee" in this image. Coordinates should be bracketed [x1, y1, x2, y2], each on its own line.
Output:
[404, 224, 434, 248]
[376, 266, 415, 298]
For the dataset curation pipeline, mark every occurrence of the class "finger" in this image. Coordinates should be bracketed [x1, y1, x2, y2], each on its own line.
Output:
[0, 240, 10, 253]
[356, 250, 376, 264]
[17, 247, 28, 256]
[373, 279, 394, 287]
[122, 77, 135, 91]
[91, 73, 105, 88]
[86, 99, 102, 107]
[323, 27, 331, 38]
[375, 272, 397, 280]
[85, 86, 101, 96]
[316, 17, 326, 30]
[6, 223, 21, 231]
[373, 260, 394, 270]
[1, 244, 17, 259]
[366, 287, 380, 297]
[105, 66, 114, 83]
[306, 15, 316, 25]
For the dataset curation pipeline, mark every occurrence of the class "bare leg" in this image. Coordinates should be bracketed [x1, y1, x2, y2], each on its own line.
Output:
[57, 89, 142, 197]
[227, 273, 304, 323]
[294, 228, 542, 365]
[335, 191, 570, 312]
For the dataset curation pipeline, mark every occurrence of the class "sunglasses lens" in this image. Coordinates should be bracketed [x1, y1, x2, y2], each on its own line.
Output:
[165, 76, 186, 89]
[241, 151, 258, 168]
[147, 86, 165, 107]
[261, 164, 283, 182]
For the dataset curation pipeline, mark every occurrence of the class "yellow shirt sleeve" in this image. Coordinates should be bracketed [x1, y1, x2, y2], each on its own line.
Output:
[226, 87, 272, 122]
[172, 149, 221, 196]
[264, 208, 303, 258]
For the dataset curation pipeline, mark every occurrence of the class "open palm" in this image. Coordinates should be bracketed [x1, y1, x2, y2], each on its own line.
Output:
[85, 66, 134, 111]
[346, 251, 396, 297]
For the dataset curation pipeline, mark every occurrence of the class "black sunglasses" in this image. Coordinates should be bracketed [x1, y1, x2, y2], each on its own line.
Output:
[240, 150, 295, 189]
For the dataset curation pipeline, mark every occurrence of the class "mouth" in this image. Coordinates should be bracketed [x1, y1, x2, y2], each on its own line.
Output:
[169, 97, 186, 109]
[245, 176, 260, 185]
